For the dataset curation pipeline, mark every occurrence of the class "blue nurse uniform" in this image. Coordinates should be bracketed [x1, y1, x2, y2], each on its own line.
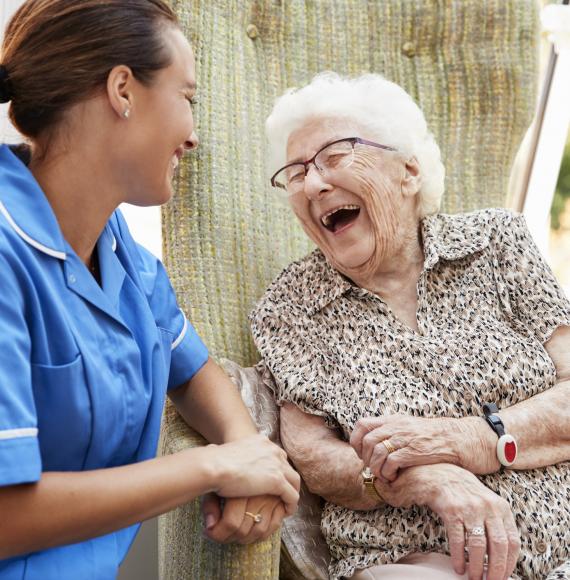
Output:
[0, 144, 209, 579]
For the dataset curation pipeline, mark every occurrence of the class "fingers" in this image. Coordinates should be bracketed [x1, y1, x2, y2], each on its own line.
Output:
[446, 519, 467, 576]
[279, 463, 301, 514]
[368, 440, 392, 482]
[201, 492, 222, 531]
[205, 497, 248, 543]
[485, 517, 509, 580]
[237, 501, 285, 544]
[207, 497, 286, 545]
[350, 417, 385, 459]
[503, 512, 521, 580]
[464, 523, 487, 580]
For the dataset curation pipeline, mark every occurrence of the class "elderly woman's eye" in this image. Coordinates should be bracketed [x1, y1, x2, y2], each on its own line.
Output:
[287, 168, 305, 183]
[322, 152, 348, 168]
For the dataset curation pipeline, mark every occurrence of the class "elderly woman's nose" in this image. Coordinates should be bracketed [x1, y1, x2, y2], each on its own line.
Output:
[303, 165, 332, 199]
[184, 131, 200, 151]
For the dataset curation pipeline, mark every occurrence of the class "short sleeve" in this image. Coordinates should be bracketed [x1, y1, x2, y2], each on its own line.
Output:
[494, 213, 570, 343]
[250, 306, 333, 423]
[139, 249, 209, 389]
[0, 253, 42, 486]
[111, 211, 209, 389]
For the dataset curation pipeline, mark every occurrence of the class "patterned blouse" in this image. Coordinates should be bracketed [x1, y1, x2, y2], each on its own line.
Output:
[250, 209, 570, 580]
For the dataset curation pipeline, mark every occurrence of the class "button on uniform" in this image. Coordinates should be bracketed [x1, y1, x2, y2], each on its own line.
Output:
[246, 24, 259, 39]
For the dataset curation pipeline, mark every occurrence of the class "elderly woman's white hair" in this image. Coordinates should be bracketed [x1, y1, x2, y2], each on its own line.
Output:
[265, 72, 445, 217]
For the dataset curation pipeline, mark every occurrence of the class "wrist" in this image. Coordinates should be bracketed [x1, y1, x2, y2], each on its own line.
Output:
[220, 424, 258, 443]
[192, 444, 226, 494]
[459, 416, 501, 473]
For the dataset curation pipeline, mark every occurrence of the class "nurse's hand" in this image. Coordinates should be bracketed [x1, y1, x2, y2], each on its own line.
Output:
[208, 434, 300, 515]
[201, 493, 285, 544]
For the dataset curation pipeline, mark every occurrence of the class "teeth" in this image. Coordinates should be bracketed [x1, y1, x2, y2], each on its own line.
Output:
[321, 204, 360, 227]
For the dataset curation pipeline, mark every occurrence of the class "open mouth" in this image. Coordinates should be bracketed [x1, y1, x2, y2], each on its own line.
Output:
[321, 204, 361, 233]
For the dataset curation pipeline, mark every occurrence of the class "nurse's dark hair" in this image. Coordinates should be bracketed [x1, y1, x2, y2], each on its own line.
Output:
[0, 0, 178, 140]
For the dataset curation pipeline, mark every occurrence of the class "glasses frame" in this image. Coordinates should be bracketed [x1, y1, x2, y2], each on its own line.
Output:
[270, 137, 398, 193]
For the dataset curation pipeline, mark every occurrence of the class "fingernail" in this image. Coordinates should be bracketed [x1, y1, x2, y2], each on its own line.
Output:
[205, 514, 216, 529]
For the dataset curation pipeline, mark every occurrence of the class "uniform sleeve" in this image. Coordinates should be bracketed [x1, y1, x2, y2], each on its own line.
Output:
[250, 305, 334, 423]
[494, 212, 570, 343]
[111, 211, 208, 390]
[139, 250, 209, 390]
[0, 253, 42, 486]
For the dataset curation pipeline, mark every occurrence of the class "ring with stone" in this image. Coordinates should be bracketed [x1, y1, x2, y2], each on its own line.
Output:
[467, 526, 486, 538]
[245, 511, 263, 524]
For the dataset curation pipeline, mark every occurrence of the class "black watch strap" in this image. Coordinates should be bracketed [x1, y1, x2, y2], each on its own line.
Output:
[483, 402, 506, 438]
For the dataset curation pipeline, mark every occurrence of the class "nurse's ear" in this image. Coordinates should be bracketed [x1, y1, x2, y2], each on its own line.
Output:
[106, 65, 135, 121]
[401, 157, 422, 198]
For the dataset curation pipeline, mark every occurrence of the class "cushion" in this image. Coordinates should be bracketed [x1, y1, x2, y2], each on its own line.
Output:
[221, 359, 330, 580]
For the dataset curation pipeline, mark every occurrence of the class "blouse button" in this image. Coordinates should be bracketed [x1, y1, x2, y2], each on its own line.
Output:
[536, 540, 548, 554]
[435, 345, 446, 355]
[464, 392, 474, 402]
[513, 484, 525, 495]
[246, 24, 260, 39]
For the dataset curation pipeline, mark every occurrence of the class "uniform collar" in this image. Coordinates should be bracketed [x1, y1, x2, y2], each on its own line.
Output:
[302, 212, 490, 317]
[0, 144, 67, 259]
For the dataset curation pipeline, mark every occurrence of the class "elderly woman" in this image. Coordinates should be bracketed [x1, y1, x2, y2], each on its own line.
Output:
[250, 73, 570, 580]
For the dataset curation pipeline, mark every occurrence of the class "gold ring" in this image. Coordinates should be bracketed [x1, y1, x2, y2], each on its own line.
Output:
[382, 440, 397, 454]
[244, 511, 263, 524]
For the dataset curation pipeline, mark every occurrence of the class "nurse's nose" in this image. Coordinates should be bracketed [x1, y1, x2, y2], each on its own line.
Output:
[303, 164, 333, 201]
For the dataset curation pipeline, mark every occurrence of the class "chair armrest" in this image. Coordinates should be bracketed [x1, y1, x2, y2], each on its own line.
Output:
[158, 400, 281, 579]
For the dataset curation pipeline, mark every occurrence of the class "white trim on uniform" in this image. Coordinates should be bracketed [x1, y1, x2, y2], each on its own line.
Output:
[0, 201, 66, 260]
[0, 427, 38, 441]
[171, 315, 188, 351]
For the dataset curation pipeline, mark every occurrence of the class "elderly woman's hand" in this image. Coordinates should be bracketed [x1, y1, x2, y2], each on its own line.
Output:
[377, 463, 520, 580]
[350, 414, 498, 482]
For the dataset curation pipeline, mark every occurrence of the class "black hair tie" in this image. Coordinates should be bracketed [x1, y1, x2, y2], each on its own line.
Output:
[0, 65, 13, 104]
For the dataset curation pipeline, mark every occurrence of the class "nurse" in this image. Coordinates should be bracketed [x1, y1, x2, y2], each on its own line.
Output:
[0, 1, 300, 578]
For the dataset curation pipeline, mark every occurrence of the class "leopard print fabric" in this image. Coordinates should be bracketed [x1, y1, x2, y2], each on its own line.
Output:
[250, 209, 570, 580]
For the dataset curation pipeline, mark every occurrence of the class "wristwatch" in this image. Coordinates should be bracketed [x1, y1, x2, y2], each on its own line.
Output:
[362, 467, 383, 503]
[482, 402, 518, 467]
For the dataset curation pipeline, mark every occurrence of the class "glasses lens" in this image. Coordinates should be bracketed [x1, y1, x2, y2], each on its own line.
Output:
[274, 164, 306, 194]
[316, 140, 354, 171]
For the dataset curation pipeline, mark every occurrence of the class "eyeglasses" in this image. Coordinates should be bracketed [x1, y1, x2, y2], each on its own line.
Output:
[270, 137, 397, 196]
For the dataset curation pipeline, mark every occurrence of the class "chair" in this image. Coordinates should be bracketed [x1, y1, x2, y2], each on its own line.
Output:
[159, 0, 540, 577]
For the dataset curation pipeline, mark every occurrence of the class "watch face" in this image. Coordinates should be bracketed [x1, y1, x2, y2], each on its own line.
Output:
[362, 467, 373, 480]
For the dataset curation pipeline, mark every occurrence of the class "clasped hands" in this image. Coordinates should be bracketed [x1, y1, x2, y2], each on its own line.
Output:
[351, 415, 520, 580]
[201, 493, 286, 544]
[350, 414, 497, 482]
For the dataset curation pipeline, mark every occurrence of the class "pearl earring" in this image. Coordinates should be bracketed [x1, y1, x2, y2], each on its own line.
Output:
[123, 109, 131, 119]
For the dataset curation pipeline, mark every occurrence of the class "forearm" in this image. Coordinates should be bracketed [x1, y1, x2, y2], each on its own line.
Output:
[169, 357, 257, 443]
[463, 379, 570, 471]
[0, 445, 217, 560]
[280, 404, 377, 510]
